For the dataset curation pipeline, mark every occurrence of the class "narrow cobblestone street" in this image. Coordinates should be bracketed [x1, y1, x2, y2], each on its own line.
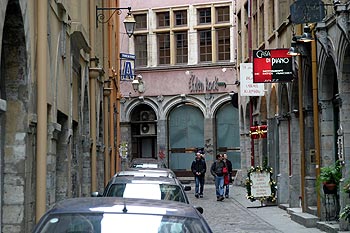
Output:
[187, 183, 325, 233]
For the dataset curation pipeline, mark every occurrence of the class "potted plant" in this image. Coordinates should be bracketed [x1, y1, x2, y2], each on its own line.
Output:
[342, 178, 350, 198]
[340, 205, 350, 221]
[318, 161, 342, 194]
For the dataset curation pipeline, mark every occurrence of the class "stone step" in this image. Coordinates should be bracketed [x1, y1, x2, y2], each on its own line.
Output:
[316, 221, 339, 233]
[290, 210, 319, 228]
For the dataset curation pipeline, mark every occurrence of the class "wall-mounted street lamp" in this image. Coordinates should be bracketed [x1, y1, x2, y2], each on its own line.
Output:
[132, 74, 145, 93]
[96, 6, 136, 37]
[299, 25, 314, 42]
[288, 25, 314, 57]
[287, 41, 301, 56]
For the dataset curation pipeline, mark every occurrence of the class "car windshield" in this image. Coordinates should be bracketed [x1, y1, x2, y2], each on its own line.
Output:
[37, 213, 208, 233]
[106, 183, 186, 203]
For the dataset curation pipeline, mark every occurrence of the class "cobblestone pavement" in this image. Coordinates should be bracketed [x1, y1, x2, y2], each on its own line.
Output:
[187, 183, 325, 233]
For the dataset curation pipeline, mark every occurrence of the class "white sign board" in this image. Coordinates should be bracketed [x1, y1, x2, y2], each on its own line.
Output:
[240, 63, 265, 96]
[250, 171, 272, 198]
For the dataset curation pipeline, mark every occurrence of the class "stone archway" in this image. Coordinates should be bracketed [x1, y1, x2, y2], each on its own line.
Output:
[319, 55, 338, 165]
[268, 87, 278, 181]
[1, 0, 32, 231]
[130, 104, 157, 161]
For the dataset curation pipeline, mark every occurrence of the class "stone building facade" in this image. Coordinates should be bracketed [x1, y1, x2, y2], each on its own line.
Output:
[119, 0, 240, 179]
[0, 0, 122, 232]
[236, 0, 350, 230]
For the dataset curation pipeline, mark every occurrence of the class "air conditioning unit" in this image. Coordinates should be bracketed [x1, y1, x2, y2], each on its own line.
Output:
[140, 123, 156, 135]
[140, 111, 151, 121]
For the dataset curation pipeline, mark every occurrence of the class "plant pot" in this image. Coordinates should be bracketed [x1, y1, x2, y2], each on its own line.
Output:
[323, 183, 337, 194]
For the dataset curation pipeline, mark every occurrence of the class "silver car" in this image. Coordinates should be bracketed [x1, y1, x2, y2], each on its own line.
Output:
[114, 168, 177, 179]
[100, 176, 191, 204]
[130, 158, 167, 168]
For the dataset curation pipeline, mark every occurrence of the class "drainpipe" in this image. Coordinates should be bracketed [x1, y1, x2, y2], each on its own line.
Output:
[36, 0, 48, 222]
[102, 2, 111, 186]
[115, 0, 121, 172]
[295, 24, 306, 212]
[103, 87, 111, 185]
[310, 24, 321, 217]
[247, 0, 254, 166]
[89, 0, 98, 192]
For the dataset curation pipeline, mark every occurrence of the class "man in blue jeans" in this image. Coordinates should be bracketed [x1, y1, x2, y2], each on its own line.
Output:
[191, 149, 206, 198]
[210, 154, 226, 201]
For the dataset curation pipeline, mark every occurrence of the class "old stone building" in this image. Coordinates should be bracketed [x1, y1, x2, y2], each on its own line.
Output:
[235, 0, 350, 231]
[0, 0, 124, 232]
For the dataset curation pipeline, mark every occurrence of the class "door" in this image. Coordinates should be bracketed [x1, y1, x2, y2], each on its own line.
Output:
[169, 104, 204, 176]
[216, 103, 240, 170]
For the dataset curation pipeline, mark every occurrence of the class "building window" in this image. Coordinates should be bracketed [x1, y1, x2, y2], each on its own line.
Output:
[175, 32, 188, 64]
[216, 6, 229, 23]
[135, 35, 147, 67]
[217, 28, 230, 61]
[198, 8, 211, 24]
[158, 33, 170, 65]
[174, 10, 187, 26]
[135, 14, 147, 30]
[157, 12, 170, 28]
[199, 30, 212, 62]
[268, 0, 275, 35]
[259, 4, 264, 45]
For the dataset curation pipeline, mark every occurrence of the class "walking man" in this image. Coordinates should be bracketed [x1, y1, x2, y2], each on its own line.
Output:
[191, 149, 206, 198]
[223, 153, 233, 198]
[210, 154, 226, 201]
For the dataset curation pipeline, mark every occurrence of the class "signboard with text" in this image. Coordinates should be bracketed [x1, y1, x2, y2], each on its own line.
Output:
[240, 63, 264, 96]
[253, 49, 293, 83]
[290, 0, 325, 24]
[250, 171, 272, 198]
[246, 166, 276, 202]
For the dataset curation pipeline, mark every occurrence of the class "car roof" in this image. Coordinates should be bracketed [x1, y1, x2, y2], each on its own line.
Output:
[108, 175, 179, 185]
[114, 168, 176, 178]
[130, 158, 167, 168]
[45, 197, 201, 218]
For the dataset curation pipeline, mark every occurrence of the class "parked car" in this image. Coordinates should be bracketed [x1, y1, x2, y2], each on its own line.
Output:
[130, 158, 167, 168]
[33, 197, 212, 233]
[114, 168, 177, 179]
[94, 176, 191, 204]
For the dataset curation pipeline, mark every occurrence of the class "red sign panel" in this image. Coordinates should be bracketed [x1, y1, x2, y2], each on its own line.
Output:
[250, 125, 267, 139]
[253, 49, 293, 83]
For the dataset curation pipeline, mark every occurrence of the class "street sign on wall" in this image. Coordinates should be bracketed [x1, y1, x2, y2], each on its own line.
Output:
[240, 63, 264, 96]
[253, 49, 293, 83]
[290, 0, 325, 24]
[120, 53, 136, 81]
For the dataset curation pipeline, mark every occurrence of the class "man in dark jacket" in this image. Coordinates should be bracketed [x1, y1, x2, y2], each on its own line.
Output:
[191, 149, 206, 198]
[210, 154, 226, 201]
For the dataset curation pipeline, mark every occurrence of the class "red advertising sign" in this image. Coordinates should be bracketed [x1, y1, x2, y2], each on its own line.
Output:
[250, 125, 267, 139]
[253, 49, 293, 83]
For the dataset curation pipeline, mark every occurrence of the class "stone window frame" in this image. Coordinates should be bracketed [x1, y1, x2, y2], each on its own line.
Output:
[195, 4, 231, 63]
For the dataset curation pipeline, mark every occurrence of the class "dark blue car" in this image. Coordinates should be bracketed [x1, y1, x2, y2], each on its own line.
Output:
[33, 197, 213, 233]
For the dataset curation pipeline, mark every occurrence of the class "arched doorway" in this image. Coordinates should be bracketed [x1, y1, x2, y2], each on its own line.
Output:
[168, 104, 204, 176]
[130, 104, 157, 159]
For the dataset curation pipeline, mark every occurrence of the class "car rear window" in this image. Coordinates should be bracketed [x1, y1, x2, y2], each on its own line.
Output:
[106, 184, 186, 203]
[36, 213, 209, 233]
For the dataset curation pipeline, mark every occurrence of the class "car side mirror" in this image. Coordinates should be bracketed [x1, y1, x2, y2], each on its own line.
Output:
[183, 186, 191, 191]
[91, 192, 101, 197]
[195, 206, 204, 214]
